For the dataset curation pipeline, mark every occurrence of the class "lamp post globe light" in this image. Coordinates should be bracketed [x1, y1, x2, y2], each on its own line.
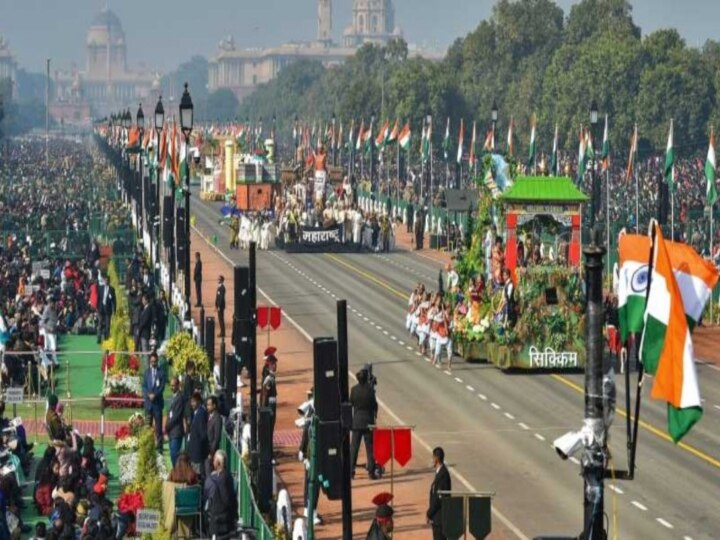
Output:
[589, 100, 599, 229]
[179, 83, 193, 321]
[153, 97, 164, 281]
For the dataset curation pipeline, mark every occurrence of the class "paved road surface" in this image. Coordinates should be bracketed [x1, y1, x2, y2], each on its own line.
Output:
[191, 191, 719, 539]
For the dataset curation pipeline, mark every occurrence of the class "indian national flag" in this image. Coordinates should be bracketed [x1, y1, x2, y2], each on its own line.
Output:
[388, 119, 399, 144]
[640, 223, 718, 442]
[398, 122, 411, 151]
[576, 126, 587, 183]
[506, 117, 514, 156]
[601, 114, 610, 172]
[375, 120, 390, 149]
[346, 120, 355, 151]
[456, 118, 464, 165]
[706, 128, 717, 206]
[550, 124, 559, 176]
[356, 120, 364, 152]
[468, 121, 477, 167]
[527, 115, 536, 169]
[126, 127, 141, 153]
[443, 117, 451, 161]
[626, 124, 638, 182]
[665, 119, 675, 192]
[618, 233, 651, 342]
[482, 127, 494, 152]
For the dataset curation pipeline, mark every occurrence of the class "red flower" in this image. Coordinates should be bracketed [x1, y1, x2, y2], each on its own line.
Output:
[114, 425, 131, 440]
[118, 491, 144, 513]
[128, 355, 140, 372]
[101, 353, 116, 373]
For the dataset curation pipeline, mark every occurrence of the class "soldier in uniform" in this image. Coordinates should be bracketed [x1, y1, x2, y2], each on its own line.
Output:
[215, 275, 226, 338]
[229, 215, 240, 249]
[260, 350, 278, 447]
[366, 492, 394, 540]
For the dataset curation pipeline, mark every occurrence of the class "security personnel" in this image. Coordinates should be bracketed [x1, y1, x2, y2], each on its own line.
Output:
[260, 352, 278, 441]
[215, 275, 226, 338]
[350, 367, 378, 479]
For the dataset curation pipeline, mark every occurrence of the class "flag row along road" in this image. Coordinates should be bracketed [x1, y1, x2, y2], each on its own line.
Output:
[192, 187, 720, 540]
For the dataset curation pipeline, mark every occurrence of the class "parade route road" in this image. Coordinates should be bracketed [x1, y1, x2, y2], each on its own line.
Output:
[190, 192, 719, 539]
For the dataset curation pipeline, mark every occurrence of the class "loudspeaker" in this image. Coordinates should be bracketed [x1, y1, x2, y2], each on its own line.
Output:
[176, 208, 187, 270]
[204, 317, 215, 374]
[257, 407, 274, 513]
[224, 353, 238, 406]
[317, 420, 342, 501]
[162, 196, 173, 246]
[313, 338, 340, 422]
[233, 266, 251, 319]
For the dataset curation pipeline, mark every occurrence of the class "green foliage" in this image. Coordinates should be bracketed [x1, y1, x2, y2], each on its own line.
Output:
[164, 331, 211, 377]
[102, 260, 134, 364]
[136, 428, 159, 486]
[235, 0, 720, 158]
[206, 88, 240, 122]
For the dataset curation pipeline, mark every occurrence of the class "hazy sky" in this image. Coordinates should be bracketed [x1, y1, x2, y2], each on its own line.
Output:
[1, 0, 718, 73]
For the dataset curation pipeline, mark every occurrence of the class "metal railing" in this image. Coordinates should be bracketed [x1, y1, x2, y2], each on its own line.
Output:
[220, 428, 275, 539]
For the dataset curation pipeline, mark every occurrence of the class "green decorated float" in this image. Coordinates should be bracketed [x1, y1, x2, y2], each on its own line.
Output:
[453, 176, 589, 370]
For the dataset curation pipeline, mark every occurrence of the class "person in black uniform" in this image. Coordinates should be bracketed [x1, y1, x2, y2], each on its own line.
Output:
[414, 208, 425, 250]
[350, 368, 378, 479]
[427, 446, 451, 540]
[193, 252, 203, 307]
[215, 275, 226, 338]
[406, 200, 414, 233]
[260, 353, 278, 445]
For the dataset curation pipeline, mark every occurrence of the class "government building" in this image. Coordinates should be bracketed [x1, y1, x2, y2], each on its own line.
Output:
[208, 0, 439, 104]
[0, 35, 17, 98]
[51, 8, 159, 126]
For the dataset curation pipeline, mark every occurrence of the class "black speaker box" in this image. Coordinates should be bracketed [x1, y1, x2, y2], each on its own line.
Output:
[313, 337, 340, 422]
[162, 196, 173, 246]
[317, 420, 342, 501]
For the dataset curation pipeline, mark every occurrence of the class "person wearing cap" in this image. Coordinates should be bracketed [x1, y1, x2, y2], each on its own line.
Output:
[366, 492, 394, 540]
[350, 367, 378, 479]
[260, 350, 278, 446]
[215, 275, 226, 338]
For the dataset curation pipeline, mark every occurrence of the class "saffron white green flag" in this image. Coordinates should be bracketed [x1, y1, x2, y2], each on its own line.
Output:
[527, 115, 536, 169]
[639, 224, 718, 442]
[443, 117, 451, 161]
[706, 129, 717, 206]
[398, 122, 411, 151]
[665, 119, 675, 192]
[456, 118, 464, 165]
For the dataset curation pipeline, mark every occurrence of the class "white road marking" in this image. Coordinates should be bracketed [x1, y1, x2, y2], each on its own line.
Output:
[684, 536, 694, 540]
[454, 377, 463, 383]
[444, 370, 452, 376]
[390, 335, 397, 340]
[655, 518, 673, 529]
[491, 402, 501, 410]
[466, 385, 475, 392]
[608, 484, 624, 494]
[713, 405, 720, 411]
[415, 352, 422, 357]
[398, 341, 405, 346]
[631, 501, 647, 511]
[518, 422, 529, 430]
[534, 433, 546, 441]
[504, 412, 515, 420]
[406, 346, 413, 351]
[569, 456, 580, 465]
[478, 394, 487, 401]
[435, 364, 441, 369]
[363, 317, 369, 321]
[383, 330, 389, 336]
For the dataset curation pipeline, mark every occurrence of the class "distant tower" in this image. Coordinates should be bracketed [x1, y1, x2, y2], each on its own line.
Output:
[317, 0, 332, 45]
[344, 0, 397, 47]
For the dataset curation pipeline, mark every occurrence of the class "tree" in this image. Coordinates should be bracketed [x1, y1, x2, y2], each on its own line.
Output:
[206, 89, 239, 122]
[564, 0, 640, 45]
[161, 55, 209, 102]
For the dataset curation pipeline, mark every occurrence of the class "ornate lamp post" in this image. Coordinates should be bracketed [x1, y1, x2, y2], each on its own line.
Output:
[179, 83, 194, 321]
[153, 96, 165, 281]
[136, 103, 145, 240]
[589, 100, 599, 229]
[491, 100, 498, 152]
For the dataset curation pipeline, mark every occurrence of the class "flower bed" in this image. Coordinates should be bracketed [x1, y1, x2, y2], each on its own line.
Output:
[102, 374, 143, 408]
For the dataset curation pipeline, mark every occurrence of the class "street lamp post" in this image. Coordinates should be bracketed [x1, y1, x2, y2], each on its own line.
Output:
[332, 113, 337, 167]
[589, 100, 599, 230]
[123, 109, 132, 205]
[179, 83, 194, 322]
[491, 100, 498, 152]
[136, 103, 145, 243]
[294, 115, 299, 166]
[154, 96, 165, 284]
[370, 113, 375, 188]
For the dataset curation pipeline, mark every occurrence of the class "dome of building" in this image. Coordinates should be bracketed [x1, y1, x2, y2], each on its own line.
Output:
[91, 8, 123, 31]
[87, 8, 125, 46]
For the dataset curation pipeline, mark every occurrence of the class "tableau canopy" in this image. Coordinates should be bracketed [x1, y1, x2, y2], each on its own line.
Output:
[500, 176, 589, 203]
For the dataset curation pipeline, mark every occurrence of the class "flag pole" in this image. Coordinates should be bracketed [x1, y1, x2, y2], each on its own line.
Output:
[606, 167, 611, 276]
[635, 163, 639, 234]
[671, 191, 675, 241]
[710, 207, 714, 322]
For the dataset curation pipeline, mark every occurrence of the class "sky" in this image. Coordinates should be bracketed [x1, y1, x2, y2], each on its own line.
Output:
[0, 0, 719, 73]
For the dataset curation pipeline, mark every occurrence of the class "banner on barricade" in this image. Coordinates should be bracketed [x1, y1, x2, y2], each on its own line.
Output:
[281, 225, 355, 253]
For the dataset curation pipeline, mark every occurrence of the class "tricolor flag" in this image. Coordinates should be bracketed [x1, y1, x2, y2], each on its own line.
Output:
[388, 119, 399, 144]
[422, 119, 432, 163]
[158, 125, 168, 169]
[356, 119, 364, 152]
[705, 128, 717, 206]
[601, 114, 610, 172]
[443, 117, 451, 161]
[456, 118, 464, 165]
[550, 124, 559, 176]
[506, 117, 514, 157]
[626, 124, 638, 182]
[576, 126, 587, 183]
[398, 122, 411, 151]
[364, 119, 374, 155]
[483, 127, 494, 152]
[527, 114, 536, 170]
[337, 121, 344, 152]
[640, 223, 718, 442]
[375, 120, 390, 149]
[469, 121, 477, 169]
[126, 126, 141, 153]
[665, 119, 675, 192]
[346, 120, 355, 152]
